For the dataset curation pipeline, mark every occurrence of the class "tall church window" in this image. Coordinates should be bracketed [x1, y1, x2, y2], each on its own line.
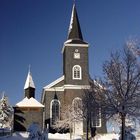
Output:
[72, 97, 83, 120]
[72, 97, 83, 135]
[50, 99, 60, 125]
[72, 65, 82, 80]
[91, 106, 101, 127]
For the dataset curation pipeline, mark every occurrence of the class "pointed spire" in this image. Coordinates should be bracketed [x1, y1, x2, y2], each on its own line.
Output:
[67, 3, 83, 41]
[24, 66, 35, 90]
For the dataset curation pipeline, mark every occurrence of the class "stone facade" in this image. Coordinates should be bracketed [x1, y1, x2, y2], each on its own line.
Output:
[63, 46, 89, 85]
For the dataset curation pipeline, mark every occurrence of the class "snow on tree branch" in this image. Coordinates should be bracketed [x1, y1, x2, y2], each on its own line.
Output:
[52, 104, 83, 132]
[0, 93, 13, 128]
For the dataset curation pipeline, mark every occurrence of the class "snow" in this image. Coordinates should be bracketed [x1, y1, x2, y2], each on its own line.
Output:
[68, 4, 74, 34]
[0, 95, 13, 128]
[27, 122, 42, 140]
[94, 133, 119, 140]
[0, 132, 120, 140]
[16, 97, 44, 107]
[0, 132, 29, 140]
[44, 75, 64, 89]
[24, 71, 35, 89]
[49, 133, 83, 140]
[0, 132, 82, 140]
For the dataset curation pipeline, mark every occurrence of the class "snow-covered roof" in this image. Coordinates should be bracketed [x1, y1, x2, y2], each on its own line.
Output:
[43, 75, 64, 89]
[24, 70, 35, 89]
[16, 97, 44, 107]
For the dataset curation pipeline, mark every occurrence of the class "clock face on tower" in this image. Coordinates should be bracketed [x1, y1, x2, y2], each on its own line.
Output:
[74, 53, 80, 59]
[74, 49, 80, 59]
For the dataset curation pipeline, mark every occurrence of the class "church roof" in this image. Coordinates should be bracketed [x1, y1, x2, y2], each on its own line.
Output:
[16, 97, 44, 107]
[65, 3, 88, 45]
[24, 70, 35, 89]
[43, 75, 64, 89]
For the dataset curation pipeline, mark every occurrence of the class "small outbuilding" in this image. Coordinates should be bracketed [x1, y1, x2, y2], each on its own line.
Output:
[13, 70, 44, 131]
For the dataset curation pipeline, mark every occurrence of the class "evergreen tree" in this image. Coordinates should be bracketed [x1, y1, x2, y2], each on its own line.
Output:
[0, 94, 13, 128]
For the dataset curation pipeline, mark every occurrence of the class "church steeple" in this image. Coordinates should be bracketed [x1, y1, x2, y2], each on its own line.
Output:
[24, 68, 35, 98]
[64, 3, 87, 45]
[67, 3, 83, 41]
[62, 3, 89, 85]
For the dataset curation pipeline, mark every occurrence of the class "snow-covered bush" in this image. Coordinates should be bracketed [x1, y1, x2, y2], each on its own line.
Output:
[0, 94, 13, 128]
[27, 122, 42, 140]
[42, 129, 48, 140]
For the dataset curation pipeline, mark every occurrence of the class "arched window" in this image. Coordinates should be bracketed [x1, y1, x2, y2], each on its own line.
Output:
[72, 97, 83, 119]
[91, 107, 101, 127]
[50, 99, 60, 125]
[72, 65, 82, 80]
[72, 97, 83, 135]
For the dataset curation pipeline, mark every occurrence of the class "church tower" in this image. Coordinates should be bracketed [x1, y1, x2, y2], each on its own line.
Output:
[62, 3, 89, 85]
[24, 69, 35, 98]
[42, 3, 107, 134]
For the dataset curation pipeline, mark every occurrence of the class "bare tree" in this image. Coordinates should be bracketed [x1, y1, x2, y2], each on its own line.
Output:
[83, 82, 105, 140]
[93, 44, 140, 140]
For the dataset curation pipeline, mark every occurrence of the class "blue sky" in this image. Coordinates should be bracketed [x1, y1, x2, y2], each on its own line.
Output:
[0, 0, 140, 105]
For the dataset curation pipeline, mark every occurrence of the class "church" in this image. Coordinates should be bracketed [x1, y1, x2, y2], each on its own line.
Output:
[41, 3, 106, 134]
[13, 3, 107, 134]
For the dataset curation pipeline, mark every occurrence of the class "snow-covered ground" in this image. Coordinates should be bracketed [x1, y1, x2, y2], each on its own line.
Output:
[94, 133, 119, 140]
[49, 133, 82, 140]
[0, 132, 120, 140]
[0, 132, 29, 140]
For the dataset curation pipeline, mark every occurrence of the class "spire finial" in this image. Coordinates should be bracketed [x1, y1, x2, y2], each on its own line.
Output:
[73, 0, 76, 7]
[28, 64, 31, 74]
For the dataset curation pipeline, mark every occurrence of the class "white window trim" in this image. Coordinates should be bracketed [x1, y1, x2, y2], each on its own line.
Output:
[72, 65, 82, 80]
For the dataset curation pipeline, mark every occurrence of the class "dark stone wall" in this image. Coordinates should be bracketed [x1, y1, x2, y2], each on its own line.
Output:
[51, 79, 64, 88]
[63, 89, 84, 104]
[43, 90, 64, 127]
[13, 107, 44, 131]
[43, 87, 107, 133]
[43, 88, 83, 126]
[63, 46, 89, 85]
[42, 40, 107, 133]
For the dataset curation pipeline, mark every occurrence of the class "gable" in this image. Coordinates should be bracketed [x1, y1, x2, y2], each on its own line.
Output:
[43, 75, 64, 89]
